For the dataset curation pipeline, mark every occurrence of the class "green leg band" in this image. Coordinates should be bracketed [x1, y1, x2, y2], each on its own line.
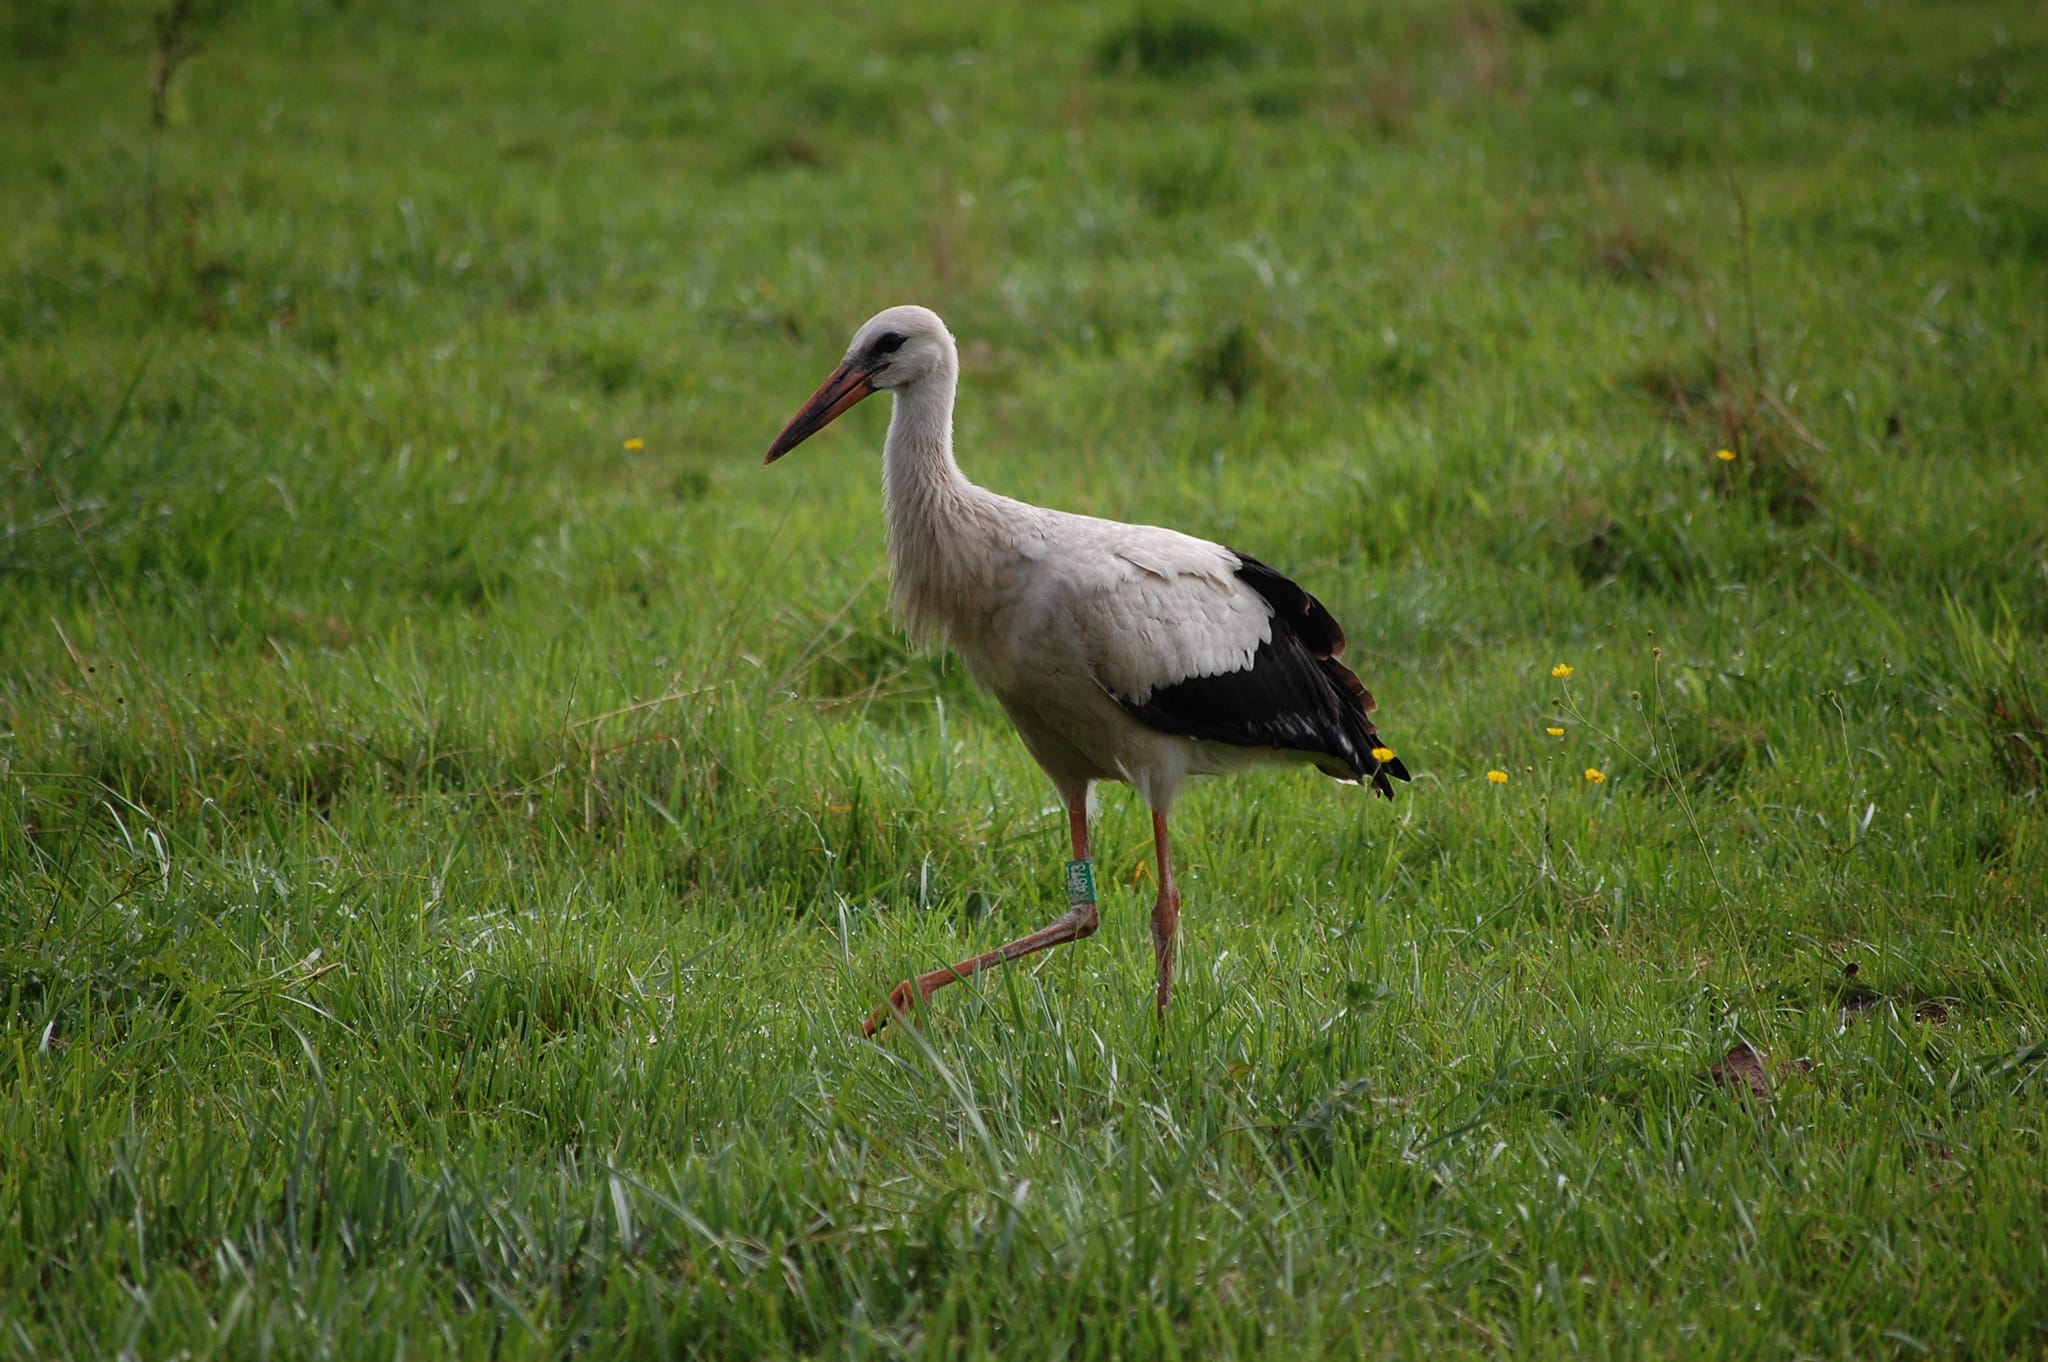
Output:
[1065, 858, 1097, 907]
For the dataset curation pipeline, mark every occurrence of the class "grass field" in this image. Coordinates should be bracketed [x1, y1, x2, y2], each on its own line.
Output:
[5, 0, 2048, 1355]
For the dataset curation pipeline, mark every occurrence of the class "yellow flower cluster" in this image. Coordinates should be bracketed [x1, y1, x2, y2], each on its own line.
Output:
[624, 437, 646, 451]
[1479, 664, 1614, 791]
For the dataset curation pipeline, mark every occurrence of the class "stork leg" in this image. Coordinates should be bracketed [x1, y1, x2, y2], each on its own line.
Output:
[1150, 808, 1182, 1018]
[863, 789, 1098, 1035]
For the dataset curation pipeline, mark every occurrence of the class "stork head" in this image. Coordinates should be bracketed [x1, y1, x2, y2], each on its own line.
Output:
[765, 305, 955, 463]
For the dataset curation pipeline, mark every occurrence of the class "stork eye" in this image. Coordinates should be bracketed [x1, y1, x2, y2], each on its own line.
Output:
[871, 332, 907, 356]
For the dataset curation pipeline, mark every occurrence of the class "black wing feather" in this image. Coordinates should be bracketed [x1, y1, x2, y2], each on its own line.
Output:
[1116, 552, 1412, 799]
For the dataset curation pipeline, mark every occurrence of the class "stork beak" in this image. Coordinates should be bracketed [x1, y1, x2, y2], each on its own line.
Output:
[765, 360, 875, 463]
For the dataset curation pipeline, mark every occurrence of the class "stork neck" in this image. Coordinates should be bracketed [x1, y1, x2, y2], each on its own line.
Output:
[882, 369, 972, 520]
[878, 365, 989, 648]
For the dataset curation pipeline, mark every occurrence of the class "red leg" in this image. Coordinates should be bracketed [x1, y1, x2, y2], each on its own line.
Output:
[1067, 792, 1090, 863]
[864, 787, 1098, 1035]
[1150, 809, 1181, 1018]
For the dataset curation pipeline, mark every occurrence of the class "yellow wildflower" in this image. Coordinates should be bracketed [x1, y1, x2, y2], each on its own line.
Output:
[1487, 769, 1508, 784]
[1715, 447, 1737, 462]
[624, 437, 646, 451]
[1545, 726, 1565, 737]
[1371, 746, 1396, 764]
[1584, 767, 1607, 784]
[1551, 664, 1574, 679]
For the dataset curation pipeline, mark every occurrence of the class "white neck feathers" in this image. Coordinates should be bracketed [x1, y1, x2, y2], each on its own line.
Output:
[880, 347, 989, 646]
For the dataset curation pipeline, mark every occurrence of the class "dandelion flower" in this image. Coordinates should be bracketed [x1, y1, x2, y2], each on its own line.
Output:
[624, 437, 646, 451]
[1545, 726, 1565, 738]
[1584, 767, 1607, 784]
[1487, 769, 1509, 784]
[1551, 663, 1574, 679]
[1371, 746, 1396, 764]
[1715, 447, 1737, 462]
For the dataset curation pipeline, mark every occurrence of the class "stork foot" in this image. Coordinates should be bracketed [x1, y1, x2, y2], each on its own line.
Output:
[859, 899, 1099, 1038]
[863, 978, 932, 1037]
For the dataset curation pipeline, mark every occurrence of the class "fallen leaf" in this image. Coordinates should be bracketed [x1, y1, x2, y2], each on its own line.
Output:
[1836, 961, 1885, 1023]
[1776, 1055, 1815, 1081]
[1708, 1041, 1771, 1099]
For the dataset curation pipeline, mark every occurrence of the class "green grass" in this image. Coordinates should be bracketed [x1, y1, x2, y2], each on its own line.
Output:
[5, 0, 2047, 1355]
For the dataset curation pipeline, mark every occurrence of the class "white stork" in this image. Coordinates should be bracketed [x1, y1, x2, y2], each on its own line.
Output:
[765, 305, 1410, 1035]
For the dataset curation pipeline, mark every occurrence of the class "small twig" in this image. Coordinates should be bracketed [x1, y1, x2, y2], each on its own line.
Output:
[571, 685, 723, 730]
[1725, 173, 1765, 388]
[763, 559, 890, 701]
[574, 686, 719, 837]
[150, 0, 201, 130]
[1641, 646, 1733, 904]
[1760, 387, 1830, 453]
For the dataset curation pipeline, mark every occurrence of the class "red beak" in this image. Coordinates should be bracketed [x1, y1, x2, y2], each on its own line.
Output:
[765, 360, 875, 463]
